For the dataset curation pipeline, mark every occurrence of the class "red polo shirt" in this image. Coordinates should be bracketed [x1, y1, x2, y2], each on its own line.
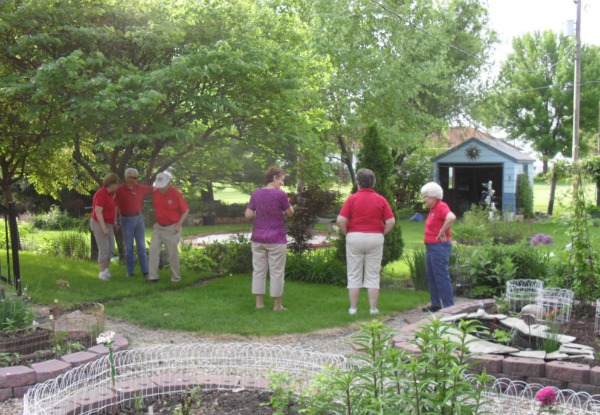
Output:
[153, 187, 188, 226]
[424, 199, 452, 243]
[339, 188, 394, 233]
[115, 183, 154, 216]
[92, 186, 116, 224]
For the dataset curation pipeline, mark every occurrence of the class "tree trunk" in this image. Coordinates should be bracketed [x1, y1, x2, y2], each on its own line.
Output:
[337, 135, 356, 188]
[596, 180, 600, 207]
[547, 170, 557, 216]
[200, 181, 215, 203]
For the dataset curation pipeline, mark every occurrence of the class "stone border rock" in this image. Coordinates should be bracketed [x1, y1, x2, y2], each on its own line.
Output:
[0, 335, 129, 401]
[392, 300, 600, 395]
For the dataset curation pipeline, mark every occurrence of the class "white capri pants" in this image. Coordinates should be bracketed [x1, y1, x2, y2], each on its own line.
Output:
[346, 232, 384, 289]
[251, 242, 287, 297]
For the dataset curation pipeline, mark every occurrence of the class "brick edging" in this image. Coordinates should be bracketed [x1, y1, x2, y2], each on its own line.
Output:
[0, 335, 129, 401]
[392, 300, 600, 395]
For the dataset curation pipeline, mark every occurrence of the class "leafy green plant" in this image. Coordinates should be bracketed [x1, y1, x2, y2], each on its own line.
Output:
[180, 245, 214, 272]
[492, 328, 512, 345]
[33, 205, 81, 230]
[0, 288, 35, 331]
[301, 320, 492, 414]
[0, 352, 21, 368]
[265, 370, 301, 414]
[516, 174, 534, 218]
[174, 387, 200, 415]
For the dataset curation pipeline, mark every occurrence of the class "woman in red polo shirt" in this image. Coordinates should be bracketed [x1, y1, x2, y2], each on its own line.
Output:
[337, 168, 396, 316]
[421, 181, 456, 312]
[90, 173, 120, 281]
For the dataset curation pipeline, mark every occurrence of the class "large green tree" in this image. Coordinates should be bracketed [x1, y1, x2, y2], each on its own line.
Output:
[479, 31, 600, 173]
[294, 0, 496, 188]
[1, 0, 332, 202]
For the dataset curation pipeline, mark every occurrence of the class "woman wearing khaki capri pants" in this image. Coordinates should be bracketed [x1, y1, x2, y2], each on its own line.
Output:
[337, 168, 396, 315]
[245, 167, 294, 311]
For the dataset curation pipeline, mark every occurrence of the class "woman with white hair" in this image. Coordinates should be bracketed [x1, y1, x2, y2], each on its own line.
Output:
[420, 182, 456, 312]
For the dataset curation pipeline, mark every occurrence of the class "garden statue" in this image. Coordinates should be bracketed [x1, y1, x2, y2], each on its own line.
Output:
[480, 180, 496, 219]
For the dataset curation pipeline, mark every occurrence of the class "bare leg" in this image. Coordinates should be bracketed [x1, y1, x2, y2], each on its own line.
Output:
[349, 288, 360, 309]
[368, 288, 379, 311]
[273, 297, 285, 311]
[255, 294, 264, 309]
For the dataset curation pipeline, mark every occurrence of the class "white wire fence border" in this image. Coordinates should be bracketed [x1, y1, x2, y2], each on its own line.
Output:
[22, 342, 600, 415]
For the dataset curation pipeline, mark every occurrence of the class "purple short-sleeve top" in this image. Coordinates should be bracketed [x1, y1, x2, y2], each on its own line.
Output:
[247, 188, 291, 244]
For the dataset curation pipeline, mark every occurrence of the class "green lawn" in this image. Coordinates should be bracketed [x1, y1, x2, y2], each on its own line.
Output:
[9, 181, 599, 337]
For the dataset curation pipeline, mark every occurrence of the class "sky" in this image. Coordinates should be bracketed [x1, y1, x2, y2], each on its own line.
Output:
[487, 0, 600, 65]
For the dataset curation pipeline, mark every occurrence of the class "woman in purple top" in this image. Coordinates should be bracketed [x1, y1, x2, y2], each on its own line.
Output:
[245, 167, 295, 311]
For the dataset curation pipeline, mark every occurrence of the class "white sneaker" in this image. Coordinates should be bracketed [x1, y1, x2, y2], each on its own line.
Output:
[99, 271, 110, 281]
[370, 309, 379, 315]
[348, 307, 357, 315]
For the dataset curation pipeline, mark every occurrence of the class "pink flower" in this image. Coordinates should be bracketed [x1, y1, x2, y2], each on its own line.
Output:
[535, 387, 557, 405]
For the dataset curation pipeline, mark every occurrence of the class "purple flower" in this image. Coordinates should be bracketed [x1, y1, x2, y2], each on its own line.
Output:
[530, 233, 555, 246]
[535, 386, 557, 405]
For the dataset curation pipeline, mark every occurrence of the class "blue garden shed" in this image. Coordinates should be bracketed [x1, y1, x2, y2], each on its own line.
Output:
[432, 137, 536, 216]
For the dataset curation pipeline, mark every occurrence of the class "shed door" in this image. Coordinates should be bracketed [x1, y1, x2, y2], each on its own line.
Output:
[438, 163, 503, 216]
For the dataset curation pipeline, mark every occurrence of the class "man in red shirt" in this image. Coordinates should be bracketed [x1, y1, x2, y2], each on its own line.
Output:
[147, 172, 189, 283]
[115, 168, 154, 278]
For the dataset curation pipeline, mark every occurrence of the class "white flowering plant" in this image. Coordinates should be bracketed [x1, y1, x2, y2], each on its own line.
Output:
[97, 331, 117, 389]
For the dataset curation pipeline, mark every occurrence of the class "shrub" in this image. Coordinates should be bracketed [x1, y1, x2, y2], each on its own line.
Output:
[35, 231, 89, 259]
[33, 205, 81, 230]
[287, 187, 339, 253]
[286, 248, 346, 285]
[180, 245, 214, 272]
[202, 234, 253, 275]
[516, 174, 534, 218]
[453, 244, 549, 298]
[0, 288, 35, 331]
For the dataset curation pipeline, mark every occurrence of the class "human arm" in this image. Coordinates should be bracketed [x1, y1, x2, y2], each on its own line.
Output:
[383, 217, 396, 235]
[285, 205, 294, 217]
[174, 209, 189, 233]
[95, 206, 108, 236]
[336, 215, 349, 235]
[245, 208, 255, 220]
[436, 212, 456, 241]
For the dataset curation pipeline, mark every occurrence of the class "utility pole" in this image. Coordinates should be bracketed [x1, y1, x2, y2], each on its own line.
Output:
[572, 0, 582, 163]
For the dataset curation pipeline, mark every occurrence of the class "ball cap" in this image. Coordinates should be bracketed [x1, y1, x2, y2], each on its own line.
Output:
[153, 172, 172, 189]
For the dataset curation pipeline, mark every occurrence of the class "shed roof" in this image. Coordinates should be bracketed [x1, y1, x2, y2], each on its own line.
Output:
[433, 137, 536, 163]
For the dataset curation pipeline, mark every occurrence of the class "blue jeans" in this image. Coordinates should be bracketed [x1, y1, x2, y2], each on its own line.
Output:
[120, 214, 148, 275]
[425, 242, 454, 308]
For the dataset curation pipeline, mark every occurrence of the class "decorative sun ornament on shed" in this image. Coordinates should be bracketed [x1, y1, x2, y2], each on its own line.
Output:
[465, 144, 481, 160]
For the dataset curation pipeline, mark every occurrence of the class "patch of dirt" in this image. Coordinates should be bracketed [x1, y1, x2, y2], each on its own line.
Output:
[109, 390, 301, 415]
[560, 303, 600, 366]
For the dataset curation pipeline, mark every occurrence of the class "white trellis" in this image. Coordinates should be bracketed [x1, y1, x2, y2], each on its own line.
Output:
[505, 279, 544, 313]
[23, 343, 346, 415]
[22, 342, 600, 415]
[536, 288, 575, 323]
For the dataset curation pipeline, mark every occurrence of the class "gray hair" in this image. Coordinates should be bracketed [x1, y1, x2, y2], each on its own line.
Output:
[124, 168, 139, 179]
[421, 182, 443, 200]
[356, 168, 376, 189]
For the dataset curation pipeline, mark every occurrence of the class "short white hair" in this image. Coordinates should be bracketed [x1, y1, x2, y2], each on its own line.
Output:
[124, 168, 139, 179]
[421, 182, 443, 200]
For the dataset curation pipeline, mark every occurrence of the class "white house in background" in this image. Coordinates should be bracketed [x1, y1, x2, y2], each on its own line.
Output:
[432, 136, 536, 216]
